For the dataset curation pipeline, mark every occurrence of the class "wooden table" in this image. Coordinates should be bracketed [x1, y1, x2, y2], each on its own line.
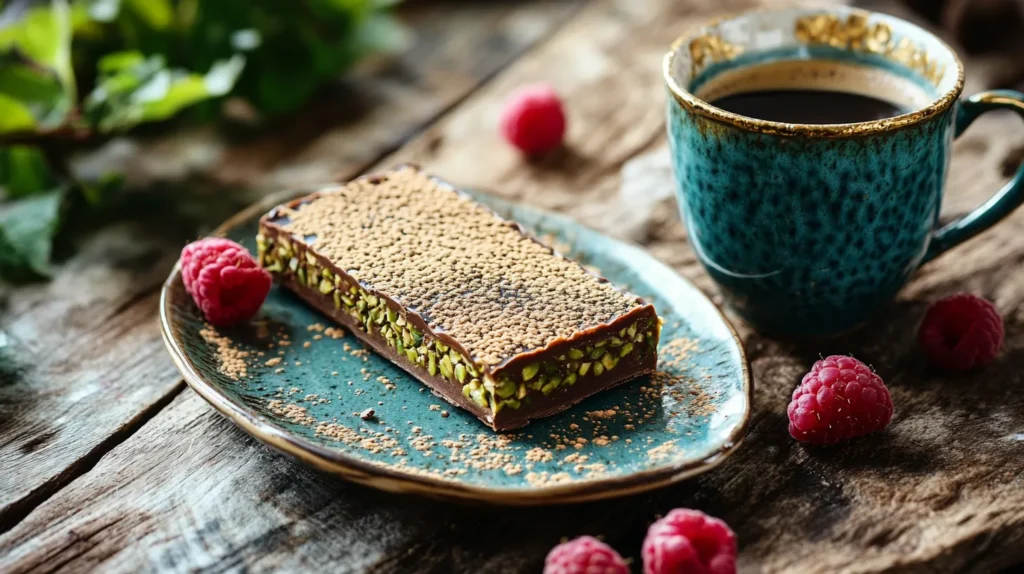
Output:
[2, 0, 1023, 572]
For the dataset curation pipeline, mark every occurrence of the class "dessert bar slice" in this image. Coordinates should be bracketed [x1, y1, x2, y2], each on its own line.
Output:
[257, 165, 660, 430]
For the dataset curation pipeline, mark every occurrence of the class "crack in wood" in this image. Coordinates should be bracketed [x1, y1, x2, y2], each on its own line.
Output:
[0, 383, 185, 536]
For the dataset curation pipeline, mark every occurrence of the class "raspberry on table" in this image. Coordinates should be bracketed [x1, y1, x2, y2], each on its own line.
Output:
[544, 535, 629, 574]
[642, 508, 737, 574]
[787, 355, 893, 445]
[500, 83, 567, 156]
[181, 238, 271, 327]
[918, 292, 1003, 371]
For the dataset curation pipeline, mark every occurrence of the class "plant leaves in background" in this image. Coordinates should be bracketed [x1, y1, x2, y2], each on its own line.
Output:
[170, 0, 407, 118]
[83, 50, 245, 131]
[0, 94, 37, 133]
[0, 53, 71, 131]
[0, 0, 405, 281]
[0, 187, 63, 279]
[0, 145, 57, 198]
[0, 0, 76, 91]
[0, 0, 77, 133]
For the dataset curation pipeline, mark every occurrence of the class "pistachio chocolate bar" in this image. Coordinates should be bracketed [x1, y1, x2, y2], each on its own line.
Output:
[257, 165, 660, 430]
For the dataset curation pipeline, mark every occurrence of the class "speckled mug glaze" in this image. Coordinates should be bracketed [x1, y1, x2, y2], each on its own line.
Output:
[664, 6, 1024, 337]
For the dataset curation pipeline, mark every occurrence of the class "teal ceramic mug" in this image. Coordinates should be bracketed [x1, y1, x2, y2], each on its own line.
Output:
[663, 6, 1024, 337]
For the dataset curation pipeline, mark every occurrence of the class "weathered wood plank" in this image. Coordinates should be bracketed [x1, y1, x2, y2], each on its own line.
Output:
[0, 0, 584, 534]
[4, 0, 1024, 571]
[1, 394, 433, 573]
[0, 221, 191, 530]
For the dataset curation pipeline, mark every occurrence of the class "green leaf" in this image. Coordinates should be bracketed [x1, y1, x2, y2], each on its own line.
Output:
[0, 95, 37, 133]
[0, 187, 63, 280]
[0, 53, 70, 131]
[202, 55, 245, 96]
[134, 74, 205, 121]
[85, 53, 245, 131]
[0, 0, 75, 97]
[0, 146, 57, 198]
[123, 0, 173, 29]
[97, 49, 145, 73]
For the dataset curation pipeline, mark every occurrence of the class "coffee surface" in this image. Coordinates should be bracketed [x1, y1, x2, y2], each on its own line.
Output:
[710, 89, 906, 124]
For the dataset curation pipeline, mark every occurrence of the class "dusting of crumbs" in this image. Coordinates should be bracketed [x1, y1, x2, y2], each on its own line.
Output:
[272, 166, 647, 366]
[200, 326, 249, 380]
[236, 332, 712, 484]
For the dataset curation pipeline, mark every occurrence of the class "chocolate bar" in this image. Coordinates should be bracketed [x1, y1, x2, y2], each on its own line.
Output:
[257, 166, 660, 430]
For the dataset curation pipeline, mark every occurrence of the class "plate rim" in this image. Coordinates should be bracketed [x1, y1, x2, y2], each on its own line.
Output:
[159, 187, 754, 505]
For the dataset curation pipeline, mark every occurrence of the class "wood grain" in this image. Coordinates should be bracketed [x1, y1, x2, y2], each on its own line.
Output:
[3, 0, 1024, 571]
[0, 0, 584, 536]
[0, 220, 191, 531]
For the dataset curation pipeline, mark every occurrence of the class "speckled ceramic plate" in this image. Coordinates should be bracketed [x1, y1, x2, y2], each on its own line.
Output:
[160, 187, 752, 504]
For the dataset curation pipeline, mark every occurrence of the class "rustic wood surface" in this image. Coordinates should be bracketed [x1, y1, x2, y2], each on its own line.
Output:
[2, 0, 1023, 572]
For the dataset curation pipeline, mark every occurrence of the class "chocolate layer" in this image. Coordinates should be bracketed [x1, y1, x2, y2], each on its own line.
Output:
[256, 166, 660, 430]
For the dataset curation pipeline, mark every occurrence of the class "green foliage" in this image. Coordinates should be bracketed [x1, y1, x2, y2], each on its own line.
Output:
[84, 51, 244, 131]
[0, 145, 57, 198]
[0, 188, 63, 279]
[0, 54, 69, 131]
[0, 0, 75, 132]
[0, 0, 404, 281]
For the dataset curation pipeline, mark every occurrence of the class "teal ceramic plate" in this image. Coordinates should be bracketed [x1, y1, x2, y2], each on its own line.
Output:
[160, 188, 752, 504]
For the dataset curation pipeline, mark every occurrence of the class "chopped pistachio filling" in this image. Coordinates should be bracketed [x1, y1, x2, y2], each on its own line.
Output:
[259, 232, 496, 408]
[493, 316, 659, 413]
[258, 232, 659, 417]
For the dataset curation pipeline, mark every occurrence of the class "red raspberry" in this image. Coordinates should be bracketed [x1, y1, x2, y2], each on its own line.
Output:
[918, 292, 1003, 371]
[642, 509, 737, 574]
[501, 83, 567, 156]
[180, 238, 271, 326]
[544, 536, 628, 574]
[787, 355, 893, 444]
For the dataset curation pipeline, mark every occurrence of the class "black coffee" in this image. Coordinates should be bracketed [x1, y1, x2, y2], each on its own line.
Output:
[710, 89, 906, 124]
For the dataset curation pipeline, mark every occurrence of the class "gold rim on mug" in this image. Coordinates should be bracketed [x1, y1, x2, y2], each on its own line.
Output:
[662, 6, 966, 138]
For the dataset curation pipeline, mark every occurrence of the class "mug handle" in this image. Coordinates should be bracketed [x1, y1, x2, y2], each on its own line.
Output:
[925, 90, 1024, 262]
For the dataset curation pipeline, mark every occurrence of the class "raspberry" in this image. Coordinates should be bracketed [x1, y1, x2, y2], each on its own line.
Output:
[918, 292, 1003, 371]
[501, 83, 567, 156]
[544, 536, 628, 574]
[787, 355, 893, 444]
[642, 509, 737, 574]
[180, 238, 271, 327]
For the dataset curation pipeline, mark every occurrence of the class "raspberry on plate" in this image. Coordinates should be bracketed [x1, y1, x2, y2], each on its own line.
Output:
[500, 83, 567, 156]
[181, 238, 271, 327]
[544, 536, 629, 574]
[918, 292, 1003, 371]
[787, 355, 893, 445]
[642, 508, 737, 574]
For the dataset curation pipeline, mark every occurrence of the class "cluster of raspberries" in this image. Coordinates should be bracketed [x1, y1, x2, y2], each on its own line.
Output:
[544, 509, 736, 574]
[788, 292, 1003, 444]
